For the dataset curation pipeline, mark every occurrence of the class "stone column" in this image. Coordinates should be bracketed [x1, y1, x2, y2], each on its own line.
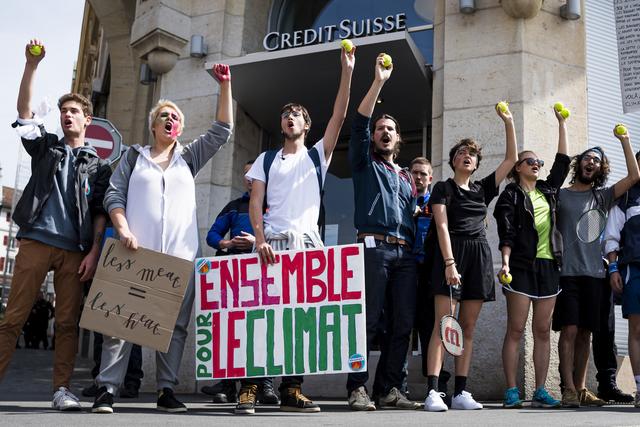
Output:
[88, 0, 150, 150]
[432, 0, 587, 399]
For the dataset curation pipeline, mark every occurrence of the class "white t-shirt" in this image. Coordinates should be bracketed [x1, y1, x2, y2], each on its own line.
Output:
[246, 140, 329, 235]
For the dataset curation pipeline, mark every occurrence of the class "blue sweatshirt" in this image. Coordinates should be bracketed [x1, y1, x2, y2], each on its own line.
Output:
[348, 112, 416, 244]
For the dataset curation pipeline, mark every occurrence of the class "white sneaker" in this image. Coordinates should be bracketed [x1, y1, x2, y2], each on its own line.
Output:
[451, 390, 483, 410]
[52, 387, 82, 411]
[424, 390, 448, 412]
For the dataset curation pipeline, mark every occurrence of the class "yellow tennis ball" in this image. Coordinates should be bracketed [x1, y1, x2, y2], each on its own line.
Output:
[497, 101, 509, 113]
[560, 108, 570, 119]
[340, 39, 354, 53]
[615, 124, 628, 136]
[500, 272, 512, 284]
[29, 45, 42, 56]
[382, 54, 392, 68]
[554, 102, 564, 112]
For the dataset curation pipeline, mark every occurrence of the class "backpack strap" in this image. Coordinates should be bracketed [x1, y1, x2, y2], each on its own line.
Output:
[125, 145, 140, 170]
[262, 149, 279, 209]
[307, 148, 325, 239]
[307, 148, 323, 193]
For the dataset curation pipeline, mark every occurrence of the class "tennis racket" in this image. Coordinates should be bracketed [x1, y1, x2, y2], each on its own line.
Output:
[574, 208, 607, 244]
[440, 284, 464, 356]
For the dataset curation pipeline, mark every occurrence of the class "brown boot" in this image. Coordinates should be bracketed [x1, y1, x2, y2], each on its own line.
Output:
[279, 386, 320, 413]
[579, 388, 605, 407]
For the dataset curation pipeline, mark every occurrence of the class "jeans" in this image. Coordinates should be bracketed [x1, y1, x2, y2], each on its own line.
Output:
[346, 240, 416, 394]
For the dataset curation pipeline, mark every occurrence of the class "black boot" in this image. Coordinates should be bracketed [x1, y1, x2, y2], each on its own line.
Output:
[598, 384, 634, 404]
[201, 380, 237, 403]
[258, 381, 280, 405]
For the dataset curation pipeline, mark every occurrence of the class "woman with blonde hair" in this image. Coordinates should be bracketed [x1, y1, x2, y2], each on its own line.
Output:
[91, 64, 233, 414]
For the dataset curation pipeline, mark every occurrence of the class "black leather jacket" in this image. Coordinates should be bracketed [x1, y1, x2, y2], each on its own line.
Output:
[494, 153, 571, 269]
[13, 128, 111, 251]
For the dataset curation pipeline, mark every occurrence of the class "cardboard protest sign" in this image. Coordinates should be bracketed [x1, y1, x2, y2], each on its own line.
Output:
[615, 0, 640, 113]
[80, 238, 193, 352]
[194, 244, 367, 379]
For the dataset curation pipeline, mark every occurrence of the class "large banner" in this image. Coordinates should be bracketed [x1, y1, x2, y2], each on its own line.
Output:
[615, 0, 640, 113]
[194, 244, 367, 379]
[79, 238, 193, 353]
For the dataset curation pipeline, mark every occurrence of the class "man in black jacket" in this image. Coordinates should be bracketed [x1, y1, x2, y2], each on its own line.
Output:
[346, 54, 419, 411]
[0, 40, 111, 411]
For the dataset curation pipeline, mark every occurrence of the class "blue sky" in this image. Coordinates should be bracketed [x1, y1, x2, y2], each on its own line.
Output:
[1, 0, 85, 189]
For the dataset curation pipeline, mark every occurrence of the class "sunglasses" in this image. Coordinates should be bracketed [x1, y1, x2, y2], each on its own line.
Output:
[518, 158, 544, 167]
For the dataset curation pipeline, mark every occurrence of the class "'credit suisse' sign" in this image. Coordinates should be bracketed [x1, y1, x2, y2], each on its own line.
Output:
[264, 13, 407, 51]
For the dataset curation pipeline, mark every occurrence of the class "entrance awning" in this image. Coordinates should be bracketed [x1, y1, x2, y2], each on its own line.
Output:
[206, 31, 432, 143]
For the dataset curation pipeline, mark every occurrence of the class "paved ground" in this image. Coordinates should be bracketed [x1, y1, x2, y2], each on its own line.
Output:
[1, 348, 640, 426]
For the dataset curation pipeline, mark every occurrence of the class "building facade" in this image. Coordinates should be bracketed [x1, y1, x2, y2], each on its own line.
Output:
[0, 186, 55, 311]
[73, 0, 634, 399]
[0, 186, 20, 308]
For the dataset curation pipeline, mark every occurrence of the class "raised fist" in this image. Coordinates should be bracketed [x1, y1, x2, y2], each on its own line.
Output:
[212, 63, 231, 83]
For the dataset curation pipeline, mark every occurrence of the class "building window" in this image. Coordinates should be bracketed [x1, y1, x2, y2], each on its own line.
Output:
[6, 258, 14, 275]
[5, 212, 10, 222]
[2, 236, 6, 246]
[0, 257, 4, 271]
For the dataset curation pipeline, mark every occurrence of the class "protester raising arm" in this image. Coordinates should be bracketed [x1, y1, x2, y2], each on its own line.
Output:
[612, 127, 639, 199]
[494, 104, 518, 185]
[17, 39, 46, 119]
[322, 46, 355, 162]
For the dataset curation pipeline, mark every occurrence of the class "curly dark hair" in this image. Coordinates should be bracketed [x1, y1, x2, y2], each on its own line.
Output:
[569, 147, 610, 189]
[448, 138, 482, 172]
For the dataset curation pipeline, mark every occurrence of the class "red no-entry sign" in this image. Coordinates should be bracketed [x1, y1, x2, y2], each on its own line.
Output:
[85, 117, 123, 165]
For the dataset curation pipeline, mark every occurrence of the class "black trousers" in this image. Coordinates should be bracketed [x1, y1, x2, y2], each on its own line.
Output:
[592, 279, 618, 389]
[346, 242, 417, 394]
[559, 278, 619, 391]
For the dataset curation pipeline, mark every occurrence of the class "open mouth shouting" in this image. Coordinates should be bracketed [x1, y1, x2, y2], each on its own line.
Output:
[163, 118, 181, 138]
[164, 120, 178, 138]
[158, 110, 181, 138]
[63, 118, 73, 129]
